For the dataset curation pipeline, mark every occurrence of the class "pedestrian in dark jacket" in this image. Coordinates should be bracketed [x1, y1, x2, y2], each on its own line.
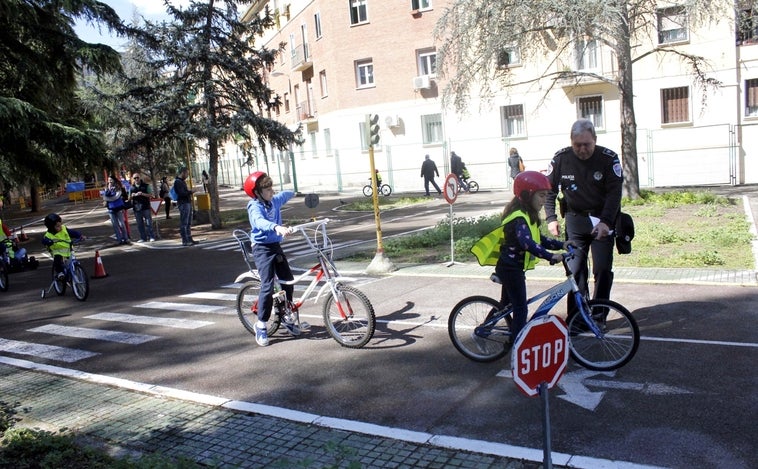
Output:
[174, 167, 197, 246]
[508, 148, 524, 180]
[420, 155, 442, 196]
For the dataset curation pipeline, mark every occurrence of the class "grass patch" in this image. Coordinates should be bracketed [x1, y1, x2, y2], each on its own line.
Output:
[344, 191, 756, 270]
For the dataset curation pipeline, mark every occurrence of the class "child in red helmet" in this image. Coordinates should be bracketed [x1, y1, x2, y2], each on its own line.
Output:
[495, 171, 574, 341]
[243, 172, 296, 347]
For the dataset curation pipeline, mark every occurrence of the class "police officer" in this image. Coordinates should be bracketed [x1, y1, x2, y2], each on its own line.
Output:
[544, 119, 623, 307]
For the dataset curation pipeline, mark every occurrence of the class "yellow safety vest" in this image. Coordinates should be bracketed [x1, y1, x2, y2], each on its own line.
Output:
[44, 226, 72, 258]
[470, 210, 541, 270]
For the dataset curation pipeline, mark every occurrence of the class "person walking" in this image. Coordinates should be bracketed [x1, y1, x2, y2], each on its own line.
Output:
[420, 154, 442, 196]
[128, 172, 155, 243]
[202, 170, 210, 193]
[102, 175, 130, 245]
[244, 171, 298, 346]
[174, 167, 197, 246]
[159, 176, 172, 219]
[544, 118, 623, 313]
[450, 151, 468, 191]
[508, 148, 524, 180]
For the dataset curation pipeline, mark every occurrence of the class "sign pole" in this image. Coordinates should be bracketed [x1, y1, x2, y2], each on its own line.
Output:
[539, 382, 553, 469]
[442, 173, 460, 267]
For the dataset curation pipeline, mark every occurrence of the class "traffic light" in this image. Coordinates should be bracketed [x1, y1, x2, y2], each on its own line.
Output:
[367, 114, 380, 147]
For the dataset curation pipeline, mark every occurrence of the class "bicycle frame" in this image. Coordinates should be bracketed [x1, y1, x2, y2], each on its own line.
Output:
[478, 248, 602, 338]
[233, 219, 357, 312]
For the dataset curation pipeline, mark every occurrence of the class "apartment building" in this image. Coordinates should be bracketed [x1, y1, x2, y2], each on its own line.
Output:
[218, 1, 757, 193]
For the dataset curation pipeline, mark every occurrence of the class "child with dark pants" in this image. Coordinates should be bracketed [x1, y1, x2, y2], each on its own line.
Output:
[494, 171, 574, 341]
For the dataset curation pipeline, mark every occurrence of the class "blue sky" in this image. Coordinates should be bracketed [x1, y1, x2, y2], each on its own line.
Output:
[75, 0, 191, 50]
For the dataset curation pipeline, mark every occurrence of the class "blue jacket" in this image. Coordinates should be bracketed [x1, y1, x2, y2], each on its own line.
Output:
[247, 191, 294, 244]
[103, 188, 125, 212]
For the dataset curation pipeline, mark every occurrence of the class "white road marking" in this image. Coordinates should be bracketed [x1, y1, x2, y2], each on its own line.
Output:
[135, 301, 225, 313]
[85, 312, 213, 329]
[0, 338, 98, 362]
[28, 324, 158, 344]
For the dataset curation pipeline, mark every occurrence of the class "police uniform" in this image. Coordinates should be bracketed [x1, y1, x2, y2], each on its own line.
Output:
[544, 145, 623, 303]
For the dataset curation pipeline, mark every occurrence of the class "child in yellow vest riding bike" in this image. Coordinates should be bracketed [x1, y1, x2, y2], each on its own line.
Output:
[41, 213, 85, 280]
[474, 171, 574, 341]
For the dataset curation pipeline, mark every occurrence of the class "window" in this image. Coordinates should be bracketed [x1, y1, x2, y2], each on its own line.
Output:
[309, 131, 317, 158]
[501, 105, 525, 137]
[319, 70, 328, 97]
[350, 0, 368, 25]
[737, 8, 758, 45]
[421, 113, 443, 144]
[412, 0, 432, 10]
[283, 92, 290, 113]
[314, 12, 322, 39]
[661, 87, 690, 124]
[577, 96, 604, 129]
[417, 50, 437, 76]
[359, 121, 369, 151]
[746, 79, 758, 117]
[575, 39, 598, 71]
[324, 128, 333, 156]
[658, 7, 688, 44]
[497, 47, 521, 68]
[355, 59, 374, 88]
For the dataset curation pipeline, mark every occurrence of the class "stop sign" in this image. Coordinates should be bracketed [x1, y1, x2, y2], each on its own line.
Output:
[512, 315, 569, 397]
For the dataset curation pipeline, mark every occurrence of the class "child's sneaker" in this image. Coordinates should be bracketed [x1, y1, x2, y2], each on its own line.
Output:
[254, 323, 269, 346]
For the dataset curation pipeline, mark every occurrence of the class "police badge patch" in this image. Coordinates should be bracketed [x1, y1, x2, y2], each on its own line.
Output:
[613, 163, 623, 178]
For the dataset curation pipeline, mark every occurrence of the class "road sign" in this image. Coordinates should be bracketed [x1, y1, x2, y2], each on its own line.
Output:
[443, 173, 458, 204]
[512, 315, 568, 397]
[149, 199, 163, 216]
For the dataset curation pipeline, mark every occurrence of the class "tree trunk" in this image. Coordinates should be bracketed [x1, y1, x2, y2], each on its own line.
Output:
[615, 8, 641, 200]
[208, 138, 222, 229]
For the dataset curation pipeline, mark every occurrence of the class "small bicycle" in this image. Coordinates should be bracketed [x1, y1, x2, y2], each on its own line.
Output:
[233, 219, 376, 348]
[448, 247, 639, 371]
[456, 176, 479, 194]
[363, 179, 392, 197]
[41, 240, 90, 301]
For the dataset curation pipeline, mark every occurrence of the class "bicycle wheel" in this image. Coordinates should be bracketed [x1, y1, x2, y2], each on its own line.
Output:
[53, 269, 66, 296]
[236, 280, 281, 336]
[448, 296, 512, 362]
[567, 299, 639, 371]
[0, 263, 8, 292]
[71, 263, 89, 301]
[467, 180, 479, 193]
[380, 184, 392, 196]
[322, 284, 376, 348]
[362, 185, 373, 197]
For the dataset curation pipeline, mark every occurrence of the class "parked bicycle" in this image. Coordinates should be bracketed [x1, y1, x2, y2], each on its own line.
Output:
[448, 247, 639, 371]
[363, 180, 392, 197]
[233, 219, 376, 348]
[41, 240, 89, 301]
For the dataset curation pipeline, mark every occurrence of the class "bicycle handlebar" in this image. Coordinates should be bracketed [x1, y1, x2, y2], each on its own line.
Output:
[289, 218, 331, 233]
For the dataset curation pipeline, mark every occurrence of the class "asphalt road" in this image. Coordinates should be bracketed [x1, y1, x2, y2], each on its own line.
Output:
[1, 190, 756, 468]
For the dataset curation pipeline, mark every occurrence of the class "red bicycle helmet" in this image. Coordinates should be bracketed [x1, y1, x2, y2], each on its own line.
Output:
[244, 171, 267, 198]
[513, 170, 551, 200]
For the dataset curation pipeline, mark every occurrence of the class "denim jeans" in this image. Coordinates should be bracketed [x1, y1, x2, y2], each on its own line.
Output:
[108, 210, 128, 242]
[133, 208, 154, 241]
[178, 202, 192, 243]
[252, 243, 294, 322]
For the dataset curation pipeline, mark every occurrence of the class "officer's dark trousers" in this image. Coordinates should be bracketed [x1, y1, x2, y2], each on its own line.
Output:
[564, 212, 615, 313]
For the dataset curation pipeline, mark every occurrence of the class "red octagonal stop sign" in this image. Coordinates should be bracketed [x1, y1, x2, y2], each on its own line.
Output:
[511, 315, 569, 397]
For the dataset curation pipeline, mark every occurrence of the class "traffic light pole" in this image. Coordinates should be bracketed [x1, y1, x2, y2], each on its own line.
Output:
[364, 114, 395, 274]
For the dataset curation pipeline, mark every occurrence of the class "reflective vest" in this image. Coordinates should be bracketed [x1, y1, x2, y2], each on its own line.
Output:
[470, 210, 541, 270]
[44, 226, 72, 258]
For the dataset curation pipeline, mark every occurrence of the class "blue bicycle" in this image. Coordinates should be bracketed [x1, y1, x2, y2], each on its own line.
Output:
[448, 247, 639, 371]
[41, 240, 89, 301]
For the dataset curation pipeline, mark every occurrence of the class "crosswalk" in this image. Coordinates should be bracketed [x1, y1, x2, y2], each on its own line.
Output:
[199, 236, 366, 260]
[0, 276, 376, 364]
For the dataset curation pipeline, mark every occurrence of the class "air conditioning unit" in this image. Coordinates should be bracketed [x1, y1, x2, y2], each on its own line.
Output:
[385, 115, 399, 128]
[412, 75, 431, 90]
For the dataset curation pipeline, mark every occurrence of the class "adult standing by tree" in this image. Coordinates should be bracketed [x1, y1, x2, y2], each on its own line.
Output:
[174, 167, 196, 246]
[544, 119, 622, 312]
[159, 176, 172, 220]
[508, 148, 524, 180]
[128, 172, 156, 243]
[102, 175, 130, 245]
[420, 155, 442, 196]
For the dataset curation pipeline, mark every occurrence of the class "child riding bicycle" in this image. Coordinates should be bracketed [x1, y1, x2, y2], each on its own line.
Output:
[471, 171, 574, 340]
[244, 172, 297, 347]
[41, 213, 85, 279]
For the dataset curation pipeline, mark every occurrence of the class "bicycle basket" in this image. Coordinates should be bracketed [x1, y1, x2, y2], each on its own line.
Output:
[232, 229, 256, 271]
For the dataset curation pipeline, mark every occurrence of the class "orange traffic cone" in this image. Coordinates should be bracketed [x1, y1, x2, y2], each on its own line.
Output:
[92, 250, 108, 279]
[18, 225, 29, 242]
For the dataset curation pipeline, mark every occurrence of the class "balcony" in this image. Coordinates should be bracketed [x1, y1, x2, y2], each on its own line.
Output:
[291, 43, 312, 72]
[555, 64, 617, 88]
[296, 100, 317, 122]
